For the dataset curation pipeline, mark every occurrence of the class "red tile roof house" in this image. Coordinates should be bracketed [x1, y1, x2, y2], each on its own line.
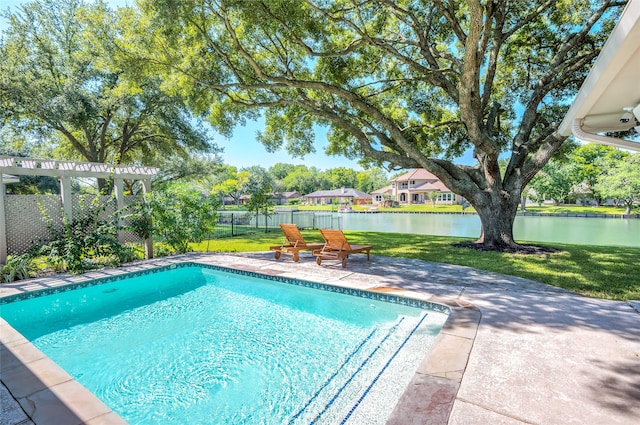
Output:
[378, 169, 463, 205]
[303, 188, 372, 206]
[371, 184, 394, 206]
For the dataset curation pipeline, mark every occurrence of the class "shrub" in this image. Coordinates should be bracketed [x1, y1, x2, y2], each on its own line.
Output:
[1, 254, 37, 283]
[152, 241, 177, 258]
[143, 185, 220, 254]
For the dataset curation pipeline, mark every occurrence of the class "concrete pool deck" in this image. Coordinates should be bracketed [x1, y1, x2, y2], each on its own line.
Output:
[1, 252, 639, 424]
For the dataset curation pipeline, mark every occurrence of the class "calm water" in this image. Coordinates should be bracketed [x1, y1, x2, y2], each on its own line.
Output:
[0, 266, 447, 425]
[340, 213, 640, 247]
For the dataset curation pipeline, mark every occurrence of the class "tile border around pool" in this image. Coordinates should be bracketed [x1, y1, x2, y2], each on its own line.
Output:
[0, 261, 451, 316]
[0, 254, 480, 425]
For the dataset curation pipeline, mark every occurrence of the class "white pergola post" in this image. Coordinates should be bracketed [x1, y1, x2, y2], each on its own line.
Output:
[113, 178, 126, 243]
[59, 176, 74, 224]
[141, 178, 153, 259]
[0, 174, 7, 264]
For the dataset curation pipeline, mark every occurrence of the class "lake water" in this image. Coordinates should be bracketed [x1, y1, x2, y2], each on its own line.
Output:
[339, 213, 640, 248]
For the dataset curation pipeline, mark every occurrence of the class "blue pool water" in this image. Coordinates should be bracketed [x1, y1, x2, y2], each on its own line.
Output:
[0, 265, 448, 424]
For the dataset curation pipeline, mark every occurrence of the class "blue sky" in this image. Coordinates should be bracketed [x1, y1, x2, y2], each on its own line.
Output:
[2, 0, 476, 172]
[210, 118, 372, 170]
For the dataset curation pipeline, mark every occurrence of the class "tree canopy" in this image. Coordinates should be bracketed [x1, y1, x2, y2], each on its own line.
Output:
[0, 0, 220, 186]
[137, 0, 624, 249]
[571, 144, 628, 205]
[594, 153, 640, 215]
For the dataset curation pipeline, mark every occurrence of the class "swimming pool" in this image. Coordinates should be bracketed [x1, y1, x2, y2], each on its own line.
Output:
[0, 263, 449, 424]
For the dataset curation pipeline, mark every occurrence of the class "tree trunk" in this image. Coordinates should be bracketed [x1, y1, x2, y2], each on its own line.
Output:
[474, 195, 520, 249]
[97, 178, 107, 193]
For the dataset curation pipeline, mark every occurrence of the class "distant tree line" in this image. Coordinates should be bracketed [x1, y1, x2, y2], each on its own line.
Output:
[210, 163, 388, 207]
[525, 145, 640, 215]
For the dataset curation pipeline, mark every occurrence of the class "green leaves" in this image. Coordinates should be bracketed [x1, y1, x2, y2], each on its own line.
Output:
[1, 254, 37, 283]
[38, 195, 133, 273]
[594, 153, 640, 214]
[1, 0, 219, 168]
[146, 184, 220, 253]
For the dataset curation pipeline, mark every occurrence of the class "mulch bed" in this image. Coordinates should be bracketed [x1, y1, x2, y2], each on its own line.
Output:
[452, 241, 560, 255]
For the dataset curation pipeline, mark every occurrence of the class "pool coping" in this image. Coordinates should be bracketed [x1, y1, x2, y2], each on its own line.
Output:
[0, 254, 480, 425]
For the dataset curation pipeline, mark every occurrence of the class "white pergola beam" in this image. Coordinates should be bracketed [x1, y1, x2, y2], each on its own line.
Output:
[114, 178, 126, 243]
[0, 157, 157, 180]
[141, 178, 153, 259]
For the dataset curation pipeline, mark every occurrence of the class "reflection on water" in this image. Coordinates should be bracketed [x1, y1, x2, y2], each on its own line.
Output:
[340, 213, 640, 248]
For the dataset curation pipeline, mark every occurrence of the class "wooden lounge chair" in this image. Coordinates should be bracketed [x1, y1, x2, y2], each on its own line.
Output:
[313, 229, 372, 268]
[269, 224, 324, 262]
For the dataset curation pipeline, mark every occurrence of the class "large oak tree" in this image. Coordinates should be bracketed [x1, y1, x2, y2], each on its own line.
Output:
[138, 0, 623, 249]
[0, 0, 219, 189]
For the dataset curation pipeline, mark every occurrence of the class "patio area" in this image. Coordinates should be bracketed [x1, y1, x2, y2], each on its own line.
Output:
[2, 252, 639, 424]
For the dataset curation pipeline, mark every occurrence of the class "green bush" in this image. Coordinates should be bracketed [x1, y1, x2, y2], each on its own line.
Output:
[143, 185, 220, 254]
[1, 254, 37, 283]
[152, 241, 177, 258]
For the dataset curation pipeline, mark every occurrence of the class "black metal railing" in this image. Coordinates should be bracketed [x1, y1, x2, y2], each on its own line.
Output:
[211, 211, 342, 239]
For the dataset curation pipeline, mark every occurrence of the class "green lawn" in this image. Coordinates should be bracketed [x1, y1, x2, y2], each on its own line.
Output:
[522, 205, 639, 215]
[192, 230, 640, 301]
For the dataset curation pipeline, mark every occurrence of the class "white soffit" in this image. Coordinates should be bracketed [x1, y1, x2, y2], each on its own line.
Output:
[559, 1, 640, 150]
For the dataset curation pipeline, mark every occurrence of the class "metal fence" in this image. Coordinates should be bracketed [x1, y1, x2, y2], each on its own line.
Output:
[211, 211, 341, 239]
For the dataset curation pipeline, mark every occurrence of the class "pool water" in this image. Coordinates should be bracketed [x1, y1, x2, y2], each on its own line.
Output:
[0, 265, 447, 424]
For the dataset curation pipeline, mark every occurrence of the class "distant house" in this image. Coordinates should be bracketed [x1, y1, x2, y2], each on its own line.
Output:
[237, 191, 302, 206]
[266, 191, 302, 205]
[373, 169, 462, 205]
[239, 194, 251, 205]
[371, 185, 393, 205]
[278, 191, 302, 204]
[304, 188, 372, 206]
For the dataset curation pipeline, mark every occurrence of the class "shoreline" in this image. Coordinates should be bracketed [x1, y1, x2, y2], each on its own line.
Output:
[306, 209, 640, 219]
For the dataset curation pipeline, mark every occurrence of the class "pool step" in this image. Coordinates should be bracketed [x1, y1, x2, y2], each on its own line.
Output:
[290, 314, 426, 424]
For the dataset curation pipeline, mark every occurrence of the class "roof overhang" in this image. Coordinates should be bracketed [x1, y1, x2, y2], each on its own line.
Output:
[559, 1, 640, 151]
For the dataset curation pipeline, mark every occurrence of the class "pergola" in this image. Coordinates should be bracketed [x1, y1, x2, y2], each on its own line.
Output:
[0, 157, 158, 264]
